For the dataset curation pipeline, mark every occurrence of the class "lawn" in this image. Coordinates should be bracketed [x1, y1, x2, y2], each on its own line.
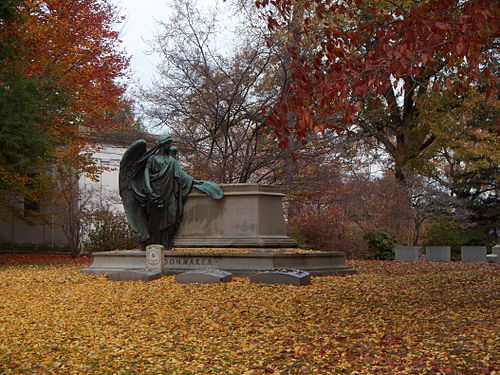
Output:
[0, 255, 498, 374]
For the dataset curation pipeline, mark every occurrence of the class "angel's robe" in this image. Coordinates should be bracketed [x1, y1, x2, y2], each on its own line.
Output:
[145, 154, 194, 246]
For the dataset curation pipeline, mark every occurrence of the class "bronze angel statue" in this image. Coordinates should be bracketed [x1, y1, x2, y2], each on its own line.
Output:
[119, 136, 223, 249]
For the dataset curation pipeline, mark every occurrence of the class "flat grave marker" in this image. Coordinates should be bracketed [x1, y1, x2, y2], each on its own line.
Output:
[250, 269, 311, 286]
[175, 269, 233, 284]
[107, 270, 161, 282]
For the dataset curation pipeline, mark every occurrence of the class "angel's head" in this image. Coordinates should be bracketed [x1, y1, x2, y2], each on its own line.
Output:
[156, 136, 172, 154]
[156, 136, 172, 147]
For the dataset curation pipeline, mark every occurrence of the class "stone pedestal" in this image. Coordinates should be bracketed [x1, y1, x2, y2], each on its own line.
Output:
[425, 246, 451, 262]
[461, 246, 487, 263]
[146, 244, 164, 273]
[174, 184, 296, 248]
[394, 246, 420, 261]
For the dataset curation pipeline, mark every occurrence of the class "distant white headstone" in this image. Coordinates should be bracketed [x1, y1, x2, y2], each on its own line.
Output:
[146, 244, 165, 273]
[491, 245, 500, 263]
[461, 246, 487, 263]
[425, 246, 451, 262]
[394, 246, 420, 261]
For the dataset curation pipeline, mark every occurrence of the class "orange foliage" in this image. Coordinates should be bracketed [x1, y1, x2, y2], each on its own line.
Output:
[0, 260, 498, 373]
[0, 0, 130, 222]
[16, 0, 129, 134]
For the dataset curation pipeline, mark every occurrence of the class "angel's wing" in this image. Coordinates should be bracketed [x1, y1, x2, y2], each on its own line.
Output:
[119, 139, 147, 195]
[119, 139, 149, 243]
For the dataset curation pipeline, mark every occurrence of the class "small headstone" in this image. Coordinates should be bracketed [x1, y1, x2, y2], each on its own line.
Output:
[146, 244, 165, 273]
[491, 245, 500, 263]
[461, 246, 487, 263]
[250, 269, 311, 286]
[175, 269, 233, 284]
[107, 270, 161, 282]
[394, 246, 420, 261]
[425, 246, 451, 262]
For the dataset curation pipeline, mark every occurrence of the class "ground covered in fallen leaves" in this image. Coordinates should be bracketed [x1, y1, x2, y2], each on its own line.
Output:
[0, 256, 498, 374]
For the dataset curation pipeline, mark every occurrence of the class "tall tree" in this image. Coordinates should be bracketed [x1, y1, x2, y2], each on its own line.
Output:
[0, 0, 65, 222]
[144, 0, 306, 183]
[255, 0, 499, 184]
[0, 0, 129, 223]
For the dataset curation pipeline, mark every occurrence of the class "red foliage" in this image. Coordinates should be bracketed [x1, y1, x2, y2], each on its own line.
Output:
[287, 172, 415, 257]
[0, 253, 92, 265]
[256, 0, 499, 142]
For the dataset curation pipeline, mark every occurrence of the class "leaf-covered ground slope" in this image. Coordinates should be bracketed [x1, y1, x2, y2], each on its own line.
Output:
[0, 259, 498, 374]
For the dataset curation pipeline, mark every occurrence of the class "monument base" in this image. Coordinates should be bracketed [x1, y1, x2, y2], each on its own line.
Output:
[81, 249, 357, 277]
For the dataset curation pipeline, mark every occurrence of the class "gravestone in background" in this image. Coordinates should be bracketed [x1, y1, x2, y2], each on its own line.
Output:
[461, 246, 487, 263]
[491, 245, 500, 263]
[394, 246, 420, 261]
[425, 246, 451, 262]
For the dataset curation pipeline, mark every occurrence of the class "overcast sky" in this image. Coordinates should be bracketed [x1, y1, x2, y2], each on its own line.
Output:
[114, 0, 229, 89]
[113, 0, 172, 87]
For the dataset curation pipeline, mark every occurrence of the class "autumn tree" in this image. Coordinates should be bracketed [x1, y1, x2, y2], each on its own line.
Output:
[144, 0, 305, 183]
[0, 0, 130, 252]
[0, 0, 66, 222]
[255, 0, 498, 184]
[418, 90, 499, 246]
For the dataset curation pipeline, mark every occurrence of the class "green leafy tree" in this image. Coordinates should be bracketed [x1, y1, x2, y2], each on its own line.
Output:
[0, 2, 67, 222]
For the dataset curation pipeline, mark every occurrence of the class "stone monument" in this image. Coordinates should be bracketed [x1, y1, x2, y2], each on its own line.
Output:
[81, 136, 357, 277]
[174, 184, 296, 248]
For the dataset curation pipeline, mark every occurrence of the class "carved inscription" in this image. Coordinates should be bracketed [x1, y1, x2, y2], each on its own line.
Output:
[165, 257, 215, 267]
